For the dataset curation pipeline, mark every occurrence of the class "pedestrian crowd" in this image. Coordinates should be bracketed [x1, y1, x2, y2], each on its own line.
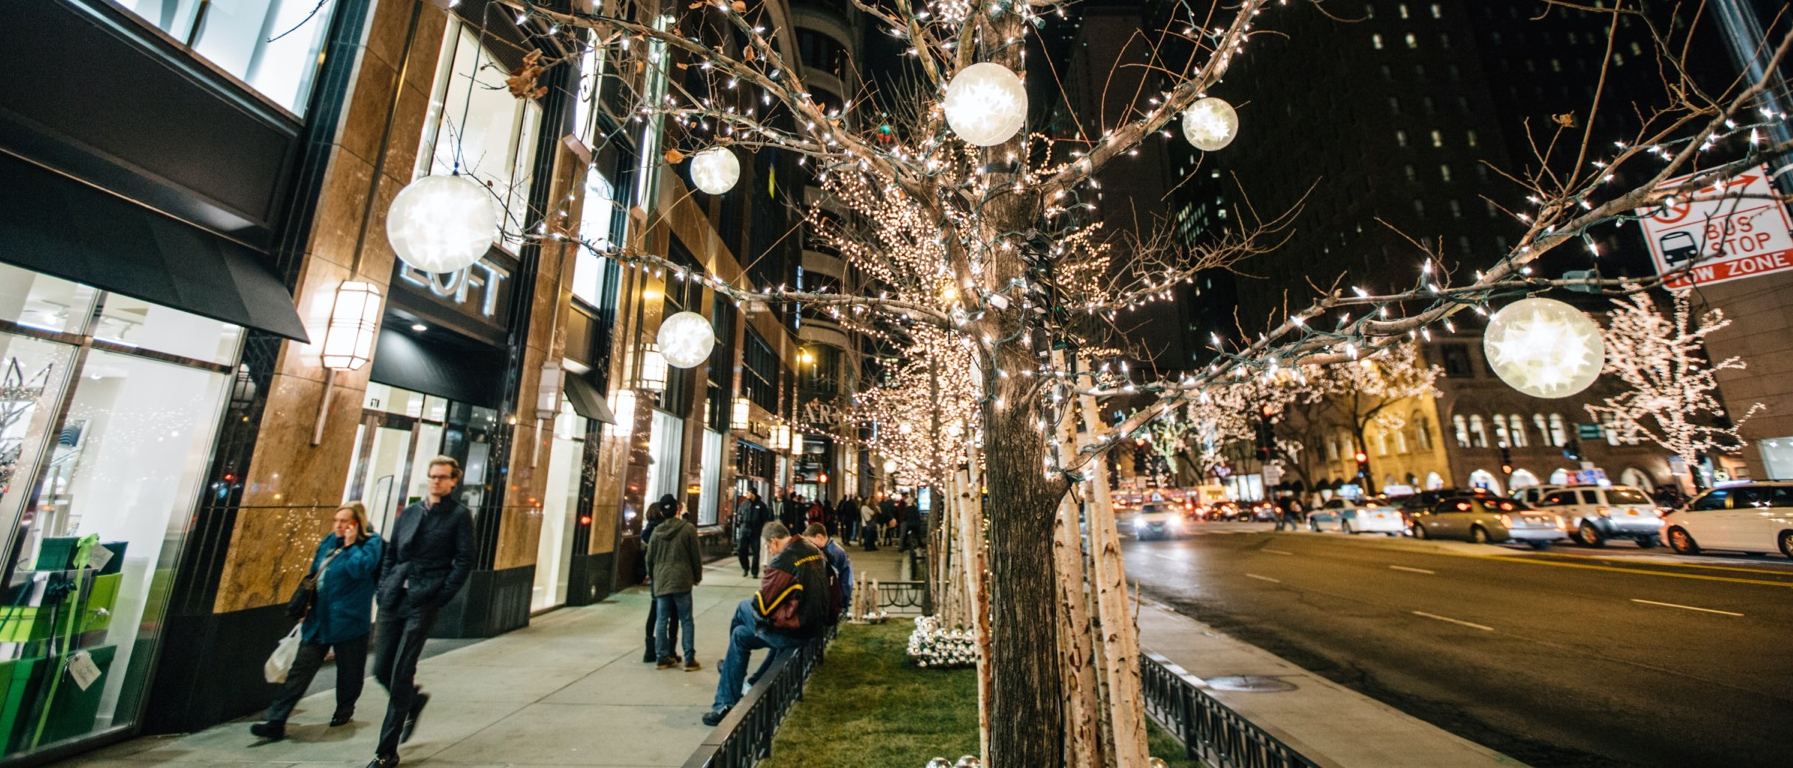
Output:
[250, 468, 872, 764]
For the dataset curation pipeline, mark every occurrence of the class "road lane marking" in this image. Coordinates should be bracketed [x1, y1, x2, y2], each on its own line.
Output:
[1460, 554, 1793, 589]
[1629, 599, 1744, 617]
[1411, 611, 1494, 632]
[1244, 573, 1281, 583]
[1388, 565, 1435, 575]
[1261, 548, 1294, 556]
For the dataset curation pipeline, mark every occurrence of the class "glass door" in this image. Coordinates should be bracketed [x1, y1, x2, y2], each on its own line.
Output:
[532, 402, 586, 611]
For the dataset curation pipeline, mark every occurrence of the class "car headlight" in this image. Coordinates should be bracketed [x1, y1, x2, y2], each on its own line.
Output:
[1166, 516, 1183, 530]
[1132, 517, 1147, 530]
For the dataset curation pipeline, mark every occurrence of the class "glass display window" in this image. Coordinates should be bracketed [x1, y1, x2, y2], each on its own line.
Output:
[112, 0, 336, 113]
[343, 385, 497, 537]
[0, 280, 242, 759]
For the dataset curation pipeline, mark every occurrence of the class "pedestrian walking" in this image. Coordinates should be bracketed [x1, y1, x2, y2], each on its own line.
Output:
[734, 489, 770, 577]
[1273, 495, 1297, 531]
[896, 494, 924, 551]
[367, 456, 474, 768]
[701, 521, 830, 726]
[251, 502, 383, 740]
[640, 498, 680, 661]
[647, 496, 702, 671]
[835, 495, 858, 540]
[859, 497, 879, 550]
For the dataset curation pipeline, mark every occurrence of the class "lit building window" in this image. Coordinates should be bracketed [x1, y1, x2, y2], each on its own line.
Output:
[1508, 414, 1529, 447]
[1469, 415, 1489, 448]
[1453, 415, 1471, 448]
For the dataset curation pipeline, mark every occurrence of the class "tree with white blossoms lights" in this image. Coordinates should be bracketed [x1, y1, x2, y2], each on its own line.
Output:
[478, 0, 1793, 763]
[1584, 291, 1764, 486]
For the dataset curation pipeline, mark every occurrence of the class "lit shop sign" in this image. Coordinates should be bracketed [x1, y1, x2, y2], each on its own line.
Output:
[397, 259, 512, 320]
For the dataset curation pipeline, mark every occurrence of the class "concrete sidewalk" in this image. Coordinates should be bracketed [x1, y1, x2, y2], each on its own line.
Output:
[1138, 599, 1528, 768]
[63, 560, 762, 768]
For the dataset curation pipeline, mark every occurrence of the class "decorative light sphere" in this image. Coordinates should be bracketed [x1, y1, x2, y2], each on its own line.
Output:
[689, 148, 740, 194]
[387, 174, 502, 273]
[1148, 759, 1170, 768]
[1483, 297, 1605, 398]
[954, 756, 982, 768]
[883, 459, 899, 474]
[1180, 97, 1239, 151]
[656, 311, 715, 368]
[927, 760, 952, 768]
[942, 63, 1028, 146]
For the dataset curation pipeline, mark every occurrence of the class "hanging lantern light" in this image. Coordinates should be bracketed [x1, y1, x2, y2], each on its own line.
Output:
[656, 311, 715, 368]
[1180, 97, 1239, 151]
[1483, 297, 1605, 398]
[688, 147, 740, 194]
[942, 62, 1028, 147]
[386, 174, 502, 273]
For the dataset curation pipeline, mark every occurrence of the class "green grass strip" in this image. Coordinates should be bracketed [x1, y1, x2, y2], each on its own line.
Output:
[765, 621, 1205, 768]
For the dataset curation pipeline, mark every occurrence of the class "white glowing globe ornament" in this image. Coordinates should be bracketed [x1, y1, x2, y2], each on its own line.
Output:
[1180, 97, 1239, 151]
[883, 459, 898, 474]
[942, 62, 1028, 147]
[655, 311, 715, 368]
[688, 148, 740, 195]
[387, 174, 502, 273]
[1483, 298, 1605, 398]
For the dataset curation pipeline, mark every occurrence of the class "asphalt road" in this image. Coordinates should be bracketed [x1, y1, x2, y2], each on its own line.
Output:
[1123, 524, 1793, 768]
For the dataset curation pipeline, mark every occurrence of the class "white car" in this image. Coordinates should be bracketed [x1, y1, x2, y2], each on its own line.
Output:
[1660, 482, 1793, 559]
[1532, 486, 1663, 547]
[1307, 499, 1405, 535]
[1127, 503, 1185, 540]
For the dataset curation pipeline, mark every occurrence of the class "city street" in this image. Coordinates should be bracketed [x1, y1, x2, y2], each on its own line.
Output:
[1124, 523, 1793, 768]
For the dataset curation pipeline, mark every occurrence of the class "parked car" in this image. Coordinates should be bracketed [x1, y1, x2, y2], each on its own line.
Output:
[1659, 482, 1793, 558]
[1530, 485, 1663, 547]
[1396, 488, 1483, 526]
[1249, 501, 1278, 522]
[1127, 503, 1185, 540]
[1308, 499, 1405, 536]
[1409, 495, 1567, 548]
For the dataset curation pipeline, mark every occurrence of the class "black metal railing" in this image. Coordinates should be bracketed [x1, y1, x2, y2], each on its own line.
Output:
[873, 580, 929, 614]
[1140, 652, 1335, 768]
[682, 624, 837, 768]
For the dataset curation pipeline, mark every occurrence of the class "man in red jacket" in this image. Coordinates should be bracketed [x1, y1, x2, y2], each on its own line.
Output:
[702, 521, 830, 726]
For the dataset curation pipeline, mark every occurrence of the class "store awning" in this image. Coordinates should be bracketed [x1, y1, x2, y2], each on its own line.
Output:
[562, 372, 615, 424]
[0, 154, 309, 342]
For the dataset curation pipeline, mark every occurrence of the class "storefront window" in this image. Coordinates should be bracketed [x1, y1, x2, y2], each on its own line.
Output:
[1, 277, 241, 759]
[344, 385, 495, 534]
[698, 428, 722, 526]
[114, 0, 336, 113]
[532, 402, 587, 611]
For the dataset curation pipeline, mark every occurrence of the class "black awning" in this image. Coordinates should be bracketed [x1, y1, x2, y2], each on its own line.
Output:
[0, 153, 308, 342]
[368, 326, 504, 408]
[563, 372, 615, 424]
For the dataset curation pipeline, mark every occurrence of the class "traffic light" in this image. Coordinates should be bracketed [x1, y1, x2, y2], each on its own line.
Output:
[1500, 447, 1514, 475]
[1562, 440, 1583, 461]
[1354, 451, 1370, 477]
[1254, 406, 1276, 461]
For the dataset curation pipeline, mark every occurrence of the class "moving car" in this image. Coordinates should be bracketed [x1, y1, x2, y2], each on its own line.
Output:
[1659, 482, 1793, 558]
[1530, 485, 1662, 547]
[1307, 498, 1405, 535]
[1409, 495, 1567, 548]
[1127, 503, 1185, 540]
[1249, 501, 1278, 522]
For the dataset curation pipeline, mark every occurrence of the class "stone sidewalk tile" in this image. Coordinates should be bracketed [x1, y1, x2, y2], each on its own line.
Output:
[1137, 599, 1530, 768]
[60, 561, 761, 768]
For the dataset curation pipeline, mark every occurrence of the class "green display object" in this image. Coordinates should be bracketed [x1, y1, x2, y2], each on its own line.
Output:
[79, 574, 120, 636]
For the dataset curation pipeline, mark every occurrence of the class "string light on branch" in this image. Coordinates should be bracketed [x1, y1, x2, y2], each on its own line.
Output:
[689, 147, 741, 194]
[1180, 97, 1239, 151]
[942, 63, 1027, 146]
[387, 174, 501, 273]
[1483, 297, 1605, 398]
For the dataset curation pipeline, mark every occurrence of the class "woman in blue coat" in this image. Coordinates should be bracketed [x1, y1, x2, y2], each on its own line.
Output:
[252, 502, 384, 740]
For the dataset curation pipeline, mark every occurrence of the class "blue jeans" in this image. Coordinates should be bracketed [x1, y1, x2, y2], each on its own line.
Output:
[712, 598, 806, 711]
[655, 591, 695, 661]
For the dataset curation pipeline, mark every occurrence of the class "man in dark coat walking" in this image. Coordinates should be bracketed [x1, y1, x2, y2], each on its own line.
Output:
[733, 490, 770, 577]
[367, 456, 475, 768]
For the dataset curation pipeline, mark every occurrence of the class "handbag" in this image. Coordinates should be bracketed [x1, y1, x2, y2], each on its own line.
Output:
[285, 545, 346, 621]
[264, 623, 303, 684]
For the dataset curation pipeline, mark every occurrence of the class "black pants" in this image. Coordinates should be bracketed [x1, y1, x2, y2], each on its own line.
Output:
[735, 535, 760, 576]
[862, 524, 879, 550]
[264, 633, 368, 723]
[371, 608, 437, 758]
[645, 597, 681, 657]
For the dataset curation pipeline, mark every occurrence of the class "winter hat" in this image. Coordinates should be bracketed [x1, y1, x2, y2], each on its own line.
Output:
[658, 494, 678, 510]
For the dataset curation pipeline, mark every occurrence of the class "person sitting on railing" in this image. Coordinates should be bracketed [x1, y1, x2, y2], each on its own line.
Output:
[701, 521, 832, 726]
[802, 523, 853, 619]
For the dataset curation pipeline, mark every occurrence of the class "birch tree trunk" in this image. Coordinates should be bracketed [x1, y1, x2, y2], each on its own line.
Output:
[1076, 377, 1150, 766]
[957, 447, 994, 766]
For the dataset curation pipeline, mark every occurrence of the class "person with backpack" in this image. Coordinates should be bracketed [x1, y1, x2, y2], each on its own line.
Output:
[701, 521, 830, 726]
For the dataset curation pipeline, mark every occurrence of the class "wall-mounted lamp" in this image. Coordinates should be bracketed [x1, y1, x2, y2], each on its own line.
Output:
[788, 427, 803, 455]
[606, 388, 637, 437]
[730, 396, 750, 431]
[313, 281, 384, 445]
[533, 360, 564, 467]
[636, 343, 667, 391]
[772, 424, 790, 453]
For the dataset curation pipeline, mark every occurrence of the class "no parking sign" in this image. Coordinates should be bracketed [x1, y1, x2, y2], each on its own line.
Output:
[1637, 164, 1793, 288]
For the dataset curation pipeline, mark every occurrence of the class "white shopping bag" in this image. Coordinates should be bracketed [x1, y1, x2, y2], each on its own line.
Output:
[264, 624, 303, 684]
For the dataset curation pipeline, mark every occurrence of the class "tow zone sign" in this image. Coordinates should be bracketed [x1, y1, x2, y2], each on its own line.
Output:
[1638, 164, 1793, 289]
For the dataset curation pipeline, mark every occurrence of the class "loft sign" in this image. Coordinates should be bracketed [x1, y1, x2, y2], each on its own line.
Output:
[398, 259, 511, 319]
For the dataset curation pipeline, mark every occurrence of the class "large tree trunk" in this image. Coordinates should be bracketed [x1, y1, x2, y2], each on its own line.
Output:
[980, 341, 1067, 767]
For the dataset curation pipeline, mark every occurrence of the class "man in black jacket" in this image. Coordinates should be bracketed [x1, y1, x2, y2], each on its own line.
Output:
[733, 490, 770, 577]
[367, 456, 475, 768]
